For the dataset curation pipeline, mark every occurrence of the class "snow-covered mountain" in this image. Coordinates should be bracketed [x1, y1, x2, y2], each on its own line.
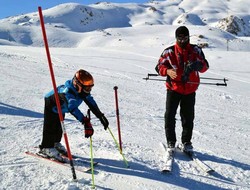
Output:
[0, 0, 250, 189]
[0, 0, 250, 48]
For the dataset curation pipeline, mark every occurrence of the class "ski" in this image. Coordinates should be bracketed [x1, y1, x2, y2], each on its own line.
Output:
[25, 151, 97, 173]
[177, 144, 214, 174]
[33, 146, 98, 166]
[161, 149, 175, 173]
[160, 143, 175, 173]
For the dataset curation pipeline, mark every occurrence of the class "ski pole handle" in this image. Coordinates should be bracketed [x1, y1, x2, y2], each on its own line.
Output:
[148, 73, 159, 77]
[216, 83, 227, 86]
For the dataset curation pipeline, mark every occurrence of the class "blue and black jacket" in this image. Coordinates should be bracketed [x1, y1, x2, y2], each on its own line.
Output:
[44, 79, 102, 122]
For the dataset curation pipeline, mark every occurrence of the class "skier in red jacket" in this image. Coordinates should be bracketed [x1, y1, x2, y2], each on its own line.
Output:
[156, 26, 209, 152]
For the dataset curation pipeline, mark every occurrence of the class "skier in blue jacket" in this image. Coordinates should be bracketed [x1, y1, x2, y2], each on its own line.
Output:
[39, 69, 109, 161]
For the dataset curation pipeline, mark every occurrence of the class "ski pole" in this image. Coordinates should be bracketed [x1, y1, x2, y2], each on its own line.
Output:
[38, 6, 77, 181]
[200, 77, 228, 81]
[143, 78, 227, 86]
[87, 109, 95, 189]
[90, 137, 95, 189]
[113, 86, 122, 152]
[145, 73, 228, 81]
[146, 73, 228, 81]
[143, 78, 166, 81]
[148, 73, 159, 77]
[107, 127, 129, 168]
[188, 81, 227, 86]
[143, 73, 228, 86]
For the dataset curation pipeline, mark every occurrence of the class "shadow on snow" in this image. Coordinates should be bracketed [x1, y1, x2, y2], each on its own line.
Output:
[90, 157, 220, 190]
[74, 148, 250, 190]
[0, 102, 43, 118]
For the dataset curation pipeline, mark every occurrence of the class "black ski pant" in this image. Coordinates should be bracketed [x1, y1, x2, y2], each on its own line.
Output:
[40, 98, 65, 148]
[164, 90, 196, 145]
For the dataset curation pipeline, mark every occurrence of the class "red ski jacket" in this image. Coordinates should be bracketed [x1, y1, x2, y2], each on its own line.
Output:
[156, 43, 209, 95]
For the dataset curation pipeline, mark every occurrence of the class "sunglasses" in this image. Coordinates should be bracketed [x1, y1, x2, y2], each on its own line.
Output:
[177, 36, 189, 43]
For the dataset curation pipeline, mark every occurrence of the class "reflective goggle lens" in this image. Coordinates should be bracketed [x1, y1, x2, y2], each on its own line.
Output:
[74, 76, 94, 93]
[177, 36, 189, 43]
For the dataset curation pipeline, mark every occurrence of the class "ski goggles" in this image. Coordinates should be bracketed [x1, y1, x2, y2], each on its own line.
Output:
[73, 76, 94, 93]
[177, 36, 189, 43]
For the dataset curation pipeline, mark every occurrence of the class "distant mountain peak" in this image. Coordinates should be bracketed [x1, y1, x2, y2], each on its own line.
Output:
[216, 15, 250, 36]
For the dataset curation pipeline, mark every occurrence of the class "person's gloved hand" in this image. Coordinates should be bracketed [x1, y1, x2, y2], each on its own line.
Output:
[99, 114, 109, 130]
[181, 64, 192, 83]
[181, 74, 189, 83]
[187, 61, 203, 71]
[83, 117, 94, 138]
[181, 61, 203, 83]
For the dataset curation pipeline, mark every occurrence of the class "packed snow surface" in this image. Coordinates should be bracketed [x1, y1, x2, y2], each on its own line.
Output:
[0, 0, 250, 189]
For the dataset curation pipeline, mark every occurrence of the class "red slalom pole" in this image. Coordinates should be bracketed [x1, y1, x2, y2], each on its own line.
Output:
[38, 6, 77, 181]
[113, 86, 122, 152]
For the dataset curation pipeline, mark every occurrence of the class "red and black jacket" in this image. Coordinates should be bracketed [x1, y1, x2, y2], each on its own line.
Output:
[156, 43, 209, 95]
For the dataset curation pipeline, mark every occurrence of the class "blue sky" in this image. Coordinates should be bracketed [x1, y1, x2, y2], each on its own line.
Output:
[0, 0, 148, 19]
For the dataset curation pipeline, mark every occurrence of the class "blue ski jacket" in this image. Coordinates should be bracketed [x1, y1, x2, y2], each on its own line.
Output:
[44, 79, 102, 122]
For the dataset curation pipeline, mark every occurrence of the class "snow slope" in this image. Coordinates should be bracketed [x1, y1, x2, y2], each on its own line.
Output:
[0, 0, 250, 189]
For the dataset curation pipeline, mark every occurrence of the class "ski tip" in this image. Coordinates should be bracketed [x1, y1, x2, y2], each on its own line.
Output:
[161, 169, 171, 174]
[207, 169, 215, 174]
[159, 142, 167, 151]
[85, 169, 99, 174]
[160, 165, 172, 174]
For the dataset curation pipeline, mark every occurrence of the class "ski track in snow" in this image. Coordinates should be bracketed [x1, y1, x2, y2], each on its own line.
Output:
[1, 0, 250, 188]
[1, 45, 250, 190]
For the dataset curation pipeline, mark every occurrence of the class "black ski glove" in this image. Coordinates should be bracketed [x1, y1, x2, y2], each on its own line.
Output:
[182, 61, 203, 83]
[187, 61, 203, 71]
[99, 114, 109, 130]
[181, 65, 192, 83]
[181, 74, 189, 83]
